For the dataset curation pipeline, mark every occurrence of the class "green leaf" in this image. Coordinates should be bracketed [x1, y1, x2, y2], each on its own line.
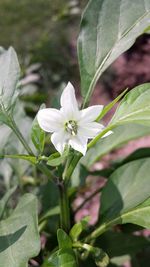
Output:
[0, 154, 37, 164]
[49, 230, 78, 267]
[31, 104, 45, 154]
[47, 152, 67, 167]
[46, 248, 78, 267]
[100, 158, 150, 222]
[96, 88, 128, 121]
[38, 180, 59, 233]
[0, 193, 40, 267]
[0, 47, 20, 109]
[110, 83, 150, 126]
[57, 229, 72, 249]
[87, 159, 150, 240]
[58, 248, 78, 267]
[45, 251, 59, 267]
[78, 0, 150, 105]
[118, 147, 150, 166]
[82, 124, 150, 167]
[96, 231, 150, 258]
[120, 197, 150, 229]
[39, 206, 60, 223]
[0, 186, 17, 220]
[69, 217, 89, 241]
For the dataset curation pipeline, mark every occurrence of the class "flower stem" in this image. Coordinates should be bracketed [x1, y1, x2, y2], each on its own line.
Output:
[58, 180, 70, 233]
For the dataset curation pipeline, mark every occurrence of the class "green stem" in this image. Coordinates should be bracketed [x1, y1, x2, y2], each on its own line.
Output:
[65, 127, 113, 183]
[9, 115, 34, 155]
[85, 217, 120, 242]
[87, 126, 113, 149]
[8, 114, 54, 180]
[58, 180, 70, 233]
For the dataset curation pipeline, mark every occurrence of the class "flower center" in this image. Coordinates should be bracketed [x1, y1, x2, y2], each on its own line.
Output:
[65, 120, 78, 136]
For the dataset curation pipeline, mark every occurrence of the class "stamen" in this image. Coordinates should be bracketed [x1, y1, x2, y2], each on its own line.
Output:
[65, 120, 78, 135]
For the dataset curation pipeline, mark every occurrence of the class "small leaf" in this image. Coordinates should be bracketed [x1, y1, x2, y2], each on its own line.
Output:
[0, 193, 40, 267]
[0, 154, 37, 164]
[58, 248, 78, 267]
[0, 186, 17, 220]
[57, 229, 72, 249]
[47, 152, 67, 167]
[46, 251, 59, 267]
[78, 0, 150, 105]
[110, 83, 150, 127]
[69, 217, 89, 241]
[31, 104, 46, 154]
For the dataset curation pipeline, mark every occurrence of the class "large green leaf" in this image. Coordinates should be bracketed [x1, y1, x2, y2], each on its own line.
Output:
[0, 47, 20, 109]
[100, 158, 150, 222]
[78, 0, 150, 105]
[81, 124, 150, 167]
[96, 231, 150, 258]
[0, 193, 40, 267]
[110, 83, 150, 126]
[87, 159, 150, 240]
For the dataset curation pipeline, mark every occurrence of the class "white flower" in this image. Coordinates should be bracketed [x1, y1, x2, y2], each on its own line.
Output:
[37, 82, 111, 156]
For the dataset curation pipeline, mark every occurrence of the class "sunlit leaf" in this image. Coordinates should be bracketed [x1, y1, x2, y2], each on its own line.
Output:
[110, 83, 150, 126]
[78, 0, 150, 105]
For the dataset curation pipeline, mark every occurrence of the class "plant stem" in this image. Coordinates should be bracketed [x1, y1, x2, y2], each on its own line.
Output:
[8, 114, 54, 180]
[85, 217, 120, 242]
[9, 115, 34, 155]
[58, 180, 70, 233]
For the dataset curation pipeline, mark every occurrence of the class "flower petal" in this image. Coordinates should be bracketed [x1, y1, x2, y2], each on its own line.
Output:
[37, 108, 63, 132]
[51, 130, 69, 154]
[79, 105, 103, 123]
[69, 135, 88, 155]
[78, 122, 104, 138]
[60, 82, 79, 120]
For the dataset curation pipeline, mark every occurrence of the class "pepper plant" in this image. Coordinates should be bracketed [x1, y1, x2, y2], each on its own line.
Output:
[1, 0, 150, 267]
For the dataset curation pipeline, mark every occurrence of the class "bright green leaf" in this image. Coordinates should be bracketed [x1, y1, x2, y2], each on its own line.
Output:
[58, 248, 78, 267]
[110, 83, 150, 127]
[57, 229, 72, 249]
[69, 217, 89, 241]
[78, 0, 150, 105]
[0, 193, 40, 267]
